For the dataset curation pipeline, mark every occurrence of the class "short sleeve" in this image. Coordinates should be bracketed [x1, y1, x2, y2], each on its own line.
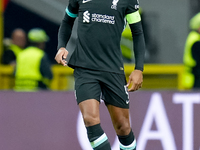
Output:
[66, 0, 79, 18]
[125, 0, 141, 24]
[125, 0, 139, 15]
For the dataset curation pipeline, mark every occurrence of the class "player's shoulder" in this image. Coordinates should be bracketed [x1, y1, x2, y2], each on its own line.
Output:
[128, 0, 139, 5]
[68, 0, 80, 10]
[125, 0, 140, 14]
[69, 0, 79, 5]
[124, 0, 139, 7]
[70, 0, 86, 3]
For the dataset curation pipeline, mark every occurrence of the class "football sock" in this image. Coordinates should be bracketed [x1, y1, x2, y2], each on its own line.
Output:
[118, 130, 136, 150]
[86, 123, 111, 150]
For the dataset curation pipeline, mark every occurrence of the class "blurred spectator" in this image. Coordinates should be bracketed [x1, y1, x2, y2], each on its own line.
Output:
[15, 28, 53, 91]
[2, 28, 27, 65]
[182, 12, 200, 89]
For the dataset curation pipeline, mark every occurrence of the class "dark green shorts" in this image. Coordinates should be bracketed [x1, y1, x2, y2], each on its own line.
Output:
[74, 67, 129, 108]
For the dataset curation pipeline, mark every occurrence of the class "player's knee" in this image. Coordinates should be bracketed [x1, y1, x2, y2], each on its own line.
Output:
[82, 113, 100, 126]
[115, 121, 131, 136]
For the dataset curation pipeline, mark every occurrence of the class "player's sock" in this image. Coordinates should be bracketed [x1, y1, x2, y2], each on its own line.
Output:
[86, 123, 111, 150]
[118, 130, 136, 150]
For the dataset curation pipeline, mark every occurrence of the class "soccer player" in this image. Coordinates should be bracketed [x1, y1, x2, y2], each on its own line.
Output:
[55, 0, 146, 149]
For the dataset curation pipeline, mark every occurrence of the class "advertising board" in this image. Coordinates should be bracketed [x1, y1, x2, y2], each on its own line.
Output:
[0, 91, 199, 150]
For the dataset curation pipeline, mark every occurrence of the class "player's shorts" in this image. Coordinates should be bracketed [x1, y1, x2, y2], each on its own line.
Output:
[74, 67, 130, 109]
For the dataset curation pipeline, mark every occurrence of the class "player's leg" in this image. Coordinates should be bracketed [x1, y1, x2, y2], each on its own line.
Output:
[107, 105, 136, 150]
[74, 68, 111, 150]
[100, 72, 136, 150]
[79, 99, 100, 127]
[79, 99, 111, 150]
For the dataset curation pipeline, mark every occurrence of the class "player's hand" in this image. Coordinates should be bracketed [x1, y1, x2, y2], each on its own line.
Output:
[126, 70, 143, 92]
[55, 47, 68, 66]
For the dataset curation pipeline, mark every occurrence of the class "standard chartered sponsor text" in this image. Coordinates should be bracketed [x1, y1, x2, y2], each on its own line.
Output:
[92, 13, 115, 24]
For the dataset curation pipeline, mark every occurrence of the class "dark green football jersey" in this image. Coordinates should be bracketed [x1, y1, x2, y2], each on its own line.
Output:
[67, 0, 140, 74]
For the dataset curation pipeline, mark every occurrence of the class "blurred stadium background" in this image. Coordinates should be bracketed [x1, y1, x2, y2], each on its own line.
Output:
[0, 0, 200, 90]
[0, 0, 200, 150]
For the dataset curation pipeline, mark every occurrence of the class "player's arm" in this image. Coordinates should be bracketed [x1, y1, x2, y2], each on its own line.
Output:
[126, 11, 146, 91]
[55, 4, 78, 66]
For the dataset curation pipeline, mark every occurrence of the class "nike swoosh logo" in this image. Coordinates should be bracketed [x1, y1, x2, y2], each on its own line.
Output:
[83, 0, 92, 3]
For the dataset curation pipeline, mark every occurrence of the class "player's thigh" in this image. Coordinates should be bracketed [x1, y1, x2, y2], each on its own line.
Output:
[74, 68, 102, 126]
[74, 67, 101, 104]
[107, 104, 131, 135]
[101, 72, 129, 108]
[79, 99, 100, 127]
